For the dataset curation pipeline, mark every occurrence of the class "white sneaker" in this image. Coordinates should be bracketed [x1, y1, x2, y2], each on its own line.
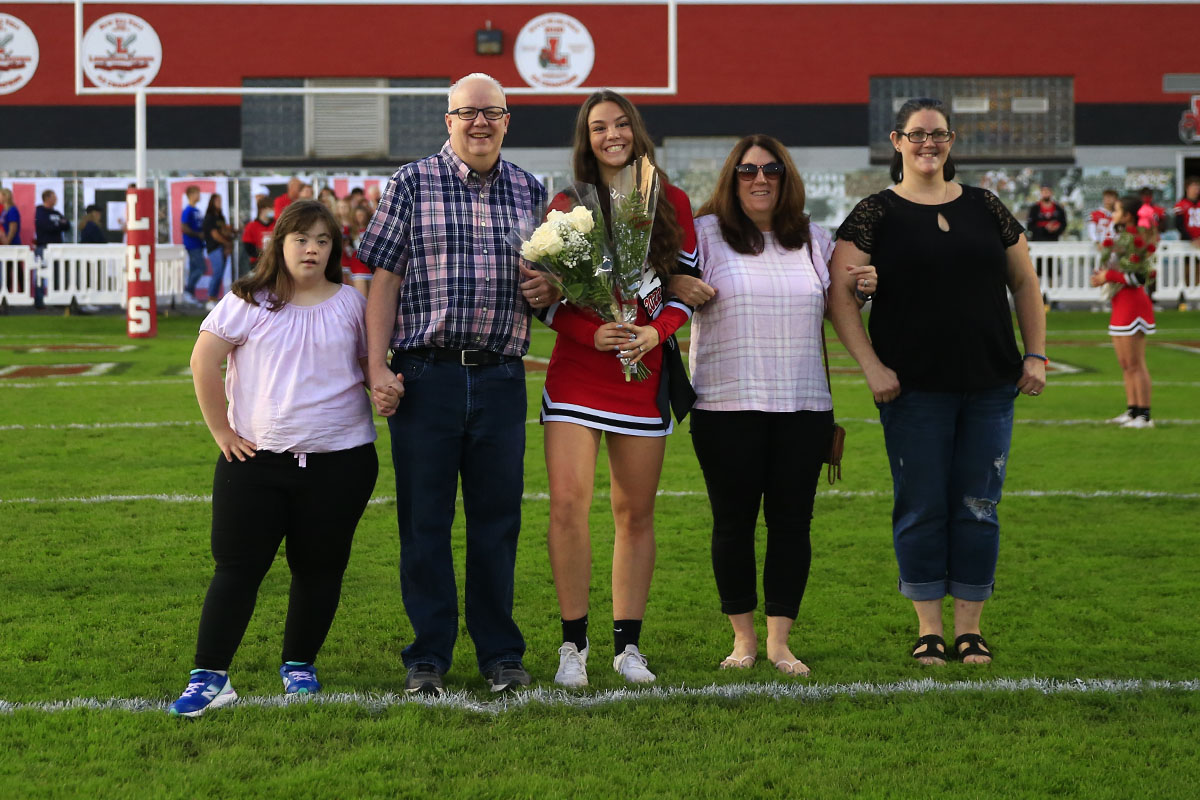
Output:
[613, 644, 656, 684]
[1121, 416, 1154, 429]
[204, 300, 217, 311]
[1106, 410, 1133, 424]
[554, 641, 589, 688]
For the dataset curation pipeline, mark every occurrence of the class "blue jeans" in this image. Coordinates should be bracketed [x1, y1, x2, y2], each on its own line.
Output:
[386, 351, 527, 674]
[184, 247, 207, 295]
[207, 248, 227, 299]
[877, 385, 1016, 602]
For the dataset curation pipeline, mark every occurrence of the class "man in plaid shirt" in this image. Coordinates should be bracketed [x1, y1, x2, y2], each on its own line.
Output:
[359, 73, 557, 696]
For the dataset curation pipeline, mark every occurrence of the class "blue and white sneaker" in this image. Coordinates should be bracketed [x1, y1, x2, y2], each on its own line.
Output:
[280, 662, 321, 694]
[168, 669, 237, 717]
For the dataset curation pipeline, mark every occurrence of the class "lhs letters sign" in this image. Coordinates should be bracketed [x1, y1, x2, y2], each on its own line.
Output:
[126, 188, 156, 338]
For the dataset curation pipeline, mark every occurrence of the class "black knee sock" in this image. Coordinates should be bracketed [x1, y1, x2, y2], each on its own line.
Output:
[561, 615, 588, 651]
[1133, 406, 1151, 420]
[613, 619, 642, 655]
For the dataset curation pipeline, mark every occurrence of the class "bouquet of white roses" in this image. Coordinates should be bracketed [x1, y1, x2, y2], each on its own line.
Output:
[509, 157, 661, 381]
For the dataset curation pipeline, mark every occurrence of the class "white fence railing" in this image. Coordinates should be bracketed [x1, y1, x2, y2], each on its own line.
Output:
[5, 242, 1200, 309]
[1030, 240, 1200, 302]
[0, 245, 39, 307]
[0, 244, 186, 309]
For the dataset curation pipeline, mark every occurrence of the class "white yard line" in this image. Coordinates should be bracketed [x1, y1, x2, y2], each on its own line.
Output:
[1, 677, 1196, 716]
[3, 416, 1198, 433]
[4, 489, 1198, 505]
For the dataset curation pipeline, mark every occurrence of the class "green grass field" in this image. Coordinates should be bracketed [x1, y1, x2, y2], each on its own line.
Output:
[1, 308, 1198, 799]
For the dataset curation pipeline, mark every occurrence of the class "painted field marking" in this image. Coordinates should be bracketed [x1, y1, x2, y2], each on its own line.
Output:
[1157, 342, 1200, 355]
[0, 344, 138, 353]
[4, 489, 1198, 505]
[2, 677, 1196, 716]
[0, 362, 118, 379]
[0, 378, 193, 389]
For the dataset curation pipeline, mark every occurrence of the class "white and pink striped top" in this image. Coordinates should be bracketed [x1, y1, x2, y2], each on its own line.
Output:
[689, 214, 833, 413]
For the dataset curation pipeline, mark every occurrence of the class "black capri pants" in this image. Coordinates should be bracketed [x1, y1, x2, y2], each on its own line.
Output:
[193, 443, 378, 670]
[690, 409, 831, 619]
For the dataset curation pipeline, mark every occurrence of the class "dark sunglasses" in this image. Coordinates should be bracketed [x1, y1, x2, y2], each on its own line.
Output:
[735, 162, 785, 181]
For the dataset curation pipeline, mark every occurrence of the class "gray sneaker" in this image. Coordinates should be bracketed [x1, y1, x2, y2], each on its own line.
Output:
[404, 664, 444, 696]
[486, 661, 531, 693]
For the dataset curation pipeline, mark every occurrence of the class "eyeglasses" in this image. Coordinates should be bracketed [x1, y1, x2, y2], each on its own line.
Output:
[735, 162, 785, 181]
[448, 106, 508, 121]
[895, 129, 954, 143]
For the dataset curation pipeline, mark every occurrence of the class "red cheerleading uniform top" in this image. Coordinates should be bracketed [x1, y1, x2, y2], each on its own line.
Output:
[1173, 197, 1200, 241]
[539, 183, 696, 436]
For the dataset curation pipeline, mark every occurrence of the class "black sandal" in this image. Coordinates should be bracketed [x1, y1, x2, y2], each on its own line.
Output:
[911, 634, 947, 664]
[954, 633, 993, 662]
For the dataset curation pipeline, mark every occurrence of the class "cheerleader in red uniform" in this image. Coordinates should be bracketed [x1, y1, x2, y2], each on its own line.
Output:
[1091, 195, 1155, 428]
[539, 90, 696, 687]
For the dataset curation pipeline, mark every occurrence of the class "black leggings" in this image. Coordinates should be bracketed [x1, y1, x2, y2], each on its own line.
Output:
[690, 409, 831, 619]
[193, 444, 378, 670]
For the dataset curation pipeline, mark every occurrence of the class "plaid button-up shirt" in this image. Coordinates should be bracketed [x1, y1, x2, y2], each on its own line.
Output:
[357, 141, 546, 357]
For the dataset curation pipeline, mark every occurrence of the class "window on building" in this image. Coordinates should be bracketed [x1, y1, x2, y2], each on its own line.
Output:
[869, 77, 1075, 163]
[242, 77, 447, 163]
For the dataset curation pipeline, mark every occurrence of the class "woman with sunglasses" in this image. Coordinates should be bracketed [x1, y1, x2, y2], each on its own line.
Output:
[829, 98, 1046, 666]
[539, 90, 696, 687]
[688, 135, 875, 677]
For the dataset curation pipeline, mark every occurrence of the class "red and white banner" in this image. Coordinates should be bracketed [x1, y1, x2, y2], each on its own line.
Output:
[167, 178, 229, 245]
[125, 188, 156, 338]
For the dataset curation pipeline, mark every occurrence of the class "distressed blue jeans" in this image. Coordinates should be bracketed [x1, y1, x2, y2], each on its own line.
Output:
[877, 384, 1016, 602]
[385, 351, 527, 675]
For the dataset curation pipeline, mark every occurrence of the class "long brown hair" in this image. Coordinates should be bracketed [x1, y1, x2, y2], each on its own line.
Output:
[570, 90, 682, 280]
[699, 134, 810, 255]
[231, 200, 343, 310]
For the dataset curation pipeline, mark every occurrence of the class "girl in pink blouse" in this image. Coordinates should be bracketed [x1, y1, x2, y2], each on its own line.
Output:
[168, 200, 387, 717]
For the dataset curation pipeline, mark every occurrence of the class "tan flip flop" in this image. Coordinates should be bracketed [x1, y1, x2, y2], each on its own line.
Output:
[773, 659, 811, 677]
[718, 654, 757, 670]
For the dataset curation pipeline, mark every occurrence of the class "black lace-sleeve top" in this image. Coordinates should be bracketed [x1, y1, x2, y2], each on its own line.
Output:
[836, 185, 1025, 392]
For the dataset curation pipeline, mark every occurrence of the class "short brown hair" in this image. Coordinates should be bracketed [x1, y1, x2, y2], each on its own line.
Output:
[698, 134, 810, 256]
[231, 200, 342, 310]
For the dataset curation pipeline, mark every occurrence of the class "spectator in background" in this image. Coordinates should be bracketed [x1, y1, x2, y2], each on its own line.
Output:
[241, 196, 275, 271]
[317, 186, 337, 214]
[0, 187, 21, 245]
[365, 184, 382, 212]
[1136, 187, 1168, 233]
[79, 205, 107, 244]
[342, 203, 372, 298]
[1026, 184, 1067, 241]
[274, 177, 302, 219]
[202, 194, 234, 310]
[34, 189, 70, 256]
[298, 184, 315, 200]
[348, 187, 366, 210]
[1087, 189, 1118, 244]
[181, 186, 207, 306]
[1174, 177, 1200, 289]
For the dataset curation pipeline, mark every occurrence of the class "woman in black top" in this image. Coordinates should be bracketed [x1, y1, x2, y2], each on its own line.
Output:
[829, 98, 1046, 666]
[202, 194, 232, 309]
